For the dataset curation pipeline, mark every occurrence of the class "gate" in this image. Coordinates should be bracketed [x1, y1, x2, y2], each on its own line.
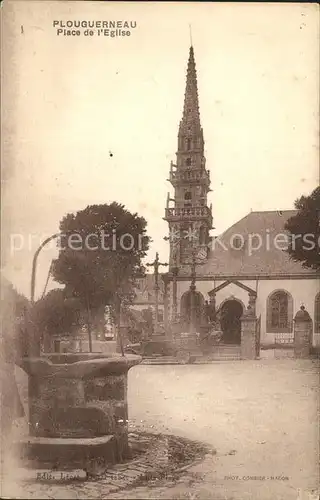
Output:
[255, 315, 261, 358]
[274, 331, 294, 359]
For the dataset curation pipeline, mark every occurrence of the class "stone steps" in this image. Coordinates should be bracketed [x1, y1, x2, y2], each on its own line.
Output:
[142, 345, 242, 364]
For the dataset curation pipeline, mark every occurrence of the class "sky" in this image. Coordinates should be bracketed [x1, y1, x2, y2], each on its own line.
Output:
[1, 1, 319, 299]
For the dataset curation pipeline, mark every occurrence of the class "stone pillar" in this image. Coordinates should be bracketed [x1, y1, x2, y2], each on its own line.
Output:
[209, 294, 218, 327]
[162, 274, 170, 337]
[209, 293, 216, 315]
[240, 306, 257, 360]
[172, 267, 178, 322]
[248, 292, 257, 316]
[42, 330, 52, 353]
[294, 306, 312, 359]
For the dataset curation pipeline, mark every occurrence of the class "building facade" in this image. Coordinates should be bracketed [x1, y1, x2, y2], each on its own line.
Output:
[133, 45, 320, 347]
[130, 275, 165, 336]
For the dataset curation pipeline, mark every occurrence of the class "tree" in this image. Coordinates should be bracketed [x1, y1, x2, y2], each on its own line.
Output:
[285, 186, 320, 271]
[0, 276, 29, 322]
[1, 276, 30, 357]
[32, 289, 82, 337]
[51, 202, 150, 351]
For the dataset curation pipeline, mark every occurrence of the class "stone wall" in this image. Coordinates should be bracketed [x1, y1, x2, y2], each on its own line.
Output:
[43, 335, 117, 354]
[169, 277, 319, 346]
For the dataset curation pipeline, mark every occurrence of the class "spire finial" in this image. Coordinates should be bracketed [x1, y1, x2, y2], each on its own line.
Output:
[178, 34, 202, 138]
[189, 24, 193, 47]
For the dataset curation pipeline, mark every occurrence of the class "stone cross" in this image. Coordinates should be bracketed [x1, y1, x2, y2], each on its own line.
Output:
[189, 249, 197, 333]
[190, 250, 197, 291]
[146, 253, 168, 334]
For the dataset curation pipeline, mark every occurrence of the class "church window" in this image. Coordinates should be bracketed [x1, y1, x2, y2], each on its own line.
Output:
[266, 290, 293, 333]
[187, 139, 191, 150]
[184, 191, 192, 201]
[315, 293, 320, 333]
[186, 157, 192, 166]
[233, 236, 243, 250]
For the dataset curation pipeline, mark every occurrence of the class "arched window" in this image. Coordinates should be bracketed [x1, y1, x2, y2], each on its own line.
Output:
[266, 290, 293, 333]
[187, 139, 191, 151]
[315, 293, 320, 333]
[185, 157, 192, 166]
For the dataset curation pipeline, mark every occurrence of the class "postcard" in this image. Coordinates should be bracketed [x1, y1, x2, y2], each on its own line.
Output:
[1, 2, 319, 499]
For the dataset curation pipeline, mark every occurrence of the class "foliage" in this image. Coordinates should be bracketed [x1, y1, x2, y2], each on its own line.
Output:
[0, 276, 29, 322]
[32, 288, 82, 336]
[122, 307, 152, 343]
[0, 275, 30, 358]
[51, 202, 151, 332]
[285, 186, 320, 271]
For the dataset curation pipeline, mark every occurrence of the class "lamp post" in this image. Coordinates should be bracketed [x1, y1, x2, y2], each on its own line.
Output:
[163, 232, 181, 325]
[27, 233, 60, 356]
[171, 263, 179, 323]
[31, 233, 60, 304]
[146, 253, 168, 335]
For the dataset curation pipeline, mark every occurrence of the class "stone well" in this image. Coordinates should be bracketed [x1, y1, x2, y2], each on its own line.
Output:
[18, 353, 141, 473]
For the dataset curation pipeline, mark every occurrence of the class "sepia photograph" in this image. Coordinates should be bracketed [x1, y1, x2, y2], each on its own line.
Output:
[1, 1, 319, 499]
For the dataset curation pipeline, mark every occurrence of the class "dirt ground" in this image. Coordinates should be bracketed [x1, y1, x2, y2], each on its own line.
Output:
[126, 359, 319, 499]
[2, 358, 319, 499]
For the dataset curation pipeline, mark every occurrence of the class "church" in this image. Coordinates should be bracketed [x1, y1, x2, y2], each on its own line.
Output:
[133, 45, 320, 348]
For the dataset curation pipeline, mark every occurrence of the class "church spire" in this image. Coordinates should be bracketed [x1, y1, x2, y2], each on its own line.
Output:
[165, 44, 212, 268]
[179, 46, 202, 138]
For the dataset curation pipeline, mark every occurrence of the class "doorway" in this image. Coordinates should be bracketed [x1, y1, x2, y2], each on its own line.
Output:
[219, 300, 243, 344]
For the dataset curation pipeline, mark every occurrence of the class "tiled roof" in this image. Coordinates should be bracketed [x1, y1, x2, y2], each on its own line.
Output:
[134, 211, 318, 299]
[195, 210, 318, 278]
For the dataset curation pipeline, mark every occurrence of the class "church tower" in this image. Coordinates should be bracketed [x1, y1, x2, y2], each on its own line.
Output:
[164, 46, 213, 269]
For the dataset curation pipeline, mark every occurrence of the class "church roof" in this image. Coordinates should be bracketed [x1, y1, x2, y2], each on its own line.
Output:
[194, 210, 318, 278]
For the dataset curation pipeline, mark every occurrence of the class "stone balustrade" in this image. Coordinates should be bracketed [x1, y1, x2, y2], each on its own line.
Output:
[165, 206, 212, 220]
[168, 169, 210, 184]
